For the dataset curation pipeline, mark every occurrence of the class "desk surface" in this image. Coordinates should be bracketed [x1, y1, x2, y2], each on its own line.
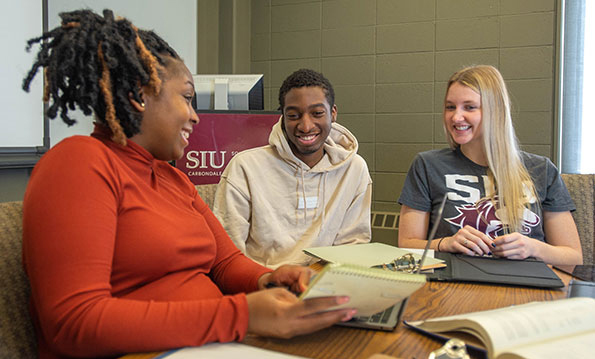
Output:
[124, 269, 571, 359]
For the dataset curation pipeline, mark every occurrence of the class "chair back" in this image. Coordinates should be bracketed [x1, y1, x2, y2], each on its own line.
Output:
[195, 184, 219, 210]
[561, 174, 595, 265]
[0, 201, 37, 358]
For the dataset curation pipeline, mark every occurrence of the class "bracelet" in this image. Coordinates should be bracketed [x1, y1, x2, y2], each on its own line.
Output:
[437, 237, 446, 252]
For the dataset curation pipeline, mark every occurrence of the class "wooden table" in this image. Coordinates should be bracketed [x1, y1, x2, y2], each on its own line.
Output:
[124, 269, 571, 359]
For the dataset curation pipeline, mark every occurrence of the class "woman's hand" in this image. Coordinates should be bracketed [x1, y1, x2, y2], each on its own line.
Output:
[440, 225, 494, 256]
[492, 232, 542, 260]
[257, 265, 313, 294]
[246, 288, 355, 339]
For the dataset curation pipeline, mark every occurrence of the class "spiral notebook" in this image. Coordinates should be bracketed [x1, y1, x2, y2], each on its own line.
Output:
[299, 263, 426, 317]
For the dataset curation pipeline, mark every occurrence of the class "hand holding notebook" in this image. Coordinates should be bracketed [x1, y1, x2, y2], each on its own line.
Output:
[299, 263, 426, 316]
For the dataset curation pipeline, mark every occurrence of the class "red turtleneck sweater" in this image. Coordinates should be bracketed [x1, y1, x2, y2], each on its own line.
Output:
[22, 127, 270, 358]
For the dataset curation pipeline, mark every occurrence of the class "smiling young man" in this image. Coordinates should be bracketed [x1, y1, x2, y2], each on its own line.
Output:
[213, 69, 372, 268]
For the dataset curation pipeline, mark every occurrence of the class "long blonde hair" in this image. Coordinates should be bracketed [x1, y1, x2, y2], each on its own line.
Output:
[444, 65, 538, 233]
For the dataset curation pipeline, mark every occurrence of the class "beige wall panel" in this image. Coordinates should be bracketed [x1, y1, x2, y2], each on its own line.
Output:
[376, 53, 434, 84]
[434, 113, 447, 143]
[436, 0, 498, 19]
[376, 144, 433, 172]
[263, 87, 273, 110]
[376, 83, 434, 113]
[514, 112, 552, 145]
[321, 26, 375, 57]
[500, 0, 556, 14]
[271, 30, 321, 60]
[377, 22, 434, 54]
[436, 17, 499, 51]
[272, 0, 320, 5]
[322, 0, 375, 29]
[251, 33, 271, 61]
[500, 46, 554, 79]
[322, 56, 375, 85]
[272, 2, 320, 32]
[375, 173, 407, 203]
[333, 85, 375, 114]
[251, 61, 272, 87]
[338, 114, 375, 143]
[358, 142, 375, 172]
[507, 79, 553, 112]
[374, 201, 401, 213]
[271, 58, 321, 89]
[377, 0, 435, 25]
[435, 49, 499, 81]
[500, 13, 554, 47]
[252, 0, 271, 34]
[521, 145, 552, 159]
[434, 81, 448, 112]
[376, 114, 433, 143]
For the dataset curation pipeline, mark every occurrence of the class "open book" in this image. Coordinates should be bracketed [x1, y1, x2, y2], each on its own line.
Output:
[303, 243, 445, 271]
[405, 297, 595, 359]
[299, 263, 426, 316]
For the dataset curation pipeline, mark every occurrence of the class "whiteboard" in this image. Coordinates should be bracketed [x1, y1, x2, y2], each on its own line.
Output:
[0, 0, 197, 149]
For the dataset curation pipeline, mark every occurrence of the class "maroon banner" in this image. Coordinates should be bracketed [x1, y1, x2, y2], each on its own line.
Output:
[176, 112, 280, 185]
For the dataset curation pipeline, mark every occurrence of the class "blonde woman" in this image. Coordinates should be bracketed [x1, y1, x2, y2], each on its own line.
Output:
[398, 65, 582, 266]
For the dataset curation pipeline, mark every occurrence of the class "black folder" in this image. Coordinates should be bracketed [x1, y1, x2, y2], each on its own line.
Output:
[428, 252, 564, 288]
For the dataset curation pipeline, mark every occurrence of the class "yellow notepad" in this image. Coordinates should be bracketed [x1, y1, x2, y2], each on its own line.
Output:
[299, 263, 426, 316]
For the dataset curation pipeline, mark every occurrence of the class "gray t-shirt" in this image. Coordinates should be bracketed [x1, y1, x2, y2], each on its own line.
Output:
[398, 148, 575, 242]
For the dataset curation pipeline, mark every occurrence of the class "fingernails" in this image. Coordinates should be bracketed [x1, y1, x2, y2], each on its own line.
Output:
[341, 309, 357, 322]
[488, 252, 492, 255]
[491, 242, 496, 248]
[336, 296, 350, 305]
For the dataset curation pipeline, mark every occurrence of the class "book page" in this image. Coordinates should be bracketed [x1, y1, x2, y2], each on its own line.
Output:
[499, 330, 595, 359]
[160, 342, 307, 358]
[415, 298, 595, 357]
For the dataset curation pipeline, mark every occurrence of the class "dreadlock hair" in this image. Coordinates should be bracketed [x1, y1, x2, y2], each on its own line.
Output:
[22, 9, 180, 145]
[278, 69, 335, 111]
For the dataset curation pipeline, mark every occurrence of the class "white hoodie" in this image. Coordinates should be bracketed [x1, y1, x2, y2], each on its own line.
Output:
[213, 117, 372, 268]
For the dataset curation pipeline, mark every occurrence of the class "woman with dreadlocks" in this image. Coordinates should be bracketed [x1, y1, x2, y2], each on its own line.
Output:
[22, 9, 355, 359]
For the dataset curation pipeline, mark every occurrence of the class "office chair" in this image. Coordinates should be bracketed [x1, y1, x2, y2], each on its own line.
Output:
[0, 201, 37, 358]
[561, 174, 595, 265]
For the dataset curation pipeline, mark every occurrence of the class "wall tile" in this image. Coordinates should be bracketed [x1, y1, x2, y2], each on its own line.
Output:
[514, 111, 552, 145]
[373, 201, 401, 214]
[435, 49, 499, 81]
[377, 22, 434, 54]
[520, 145, 552, 160]
[434, 113, 447, 143]
[322, 0, 375, 29]
[271, 59, 321, 91]
[501, 13, 554, 47]
[272, 3, 321, 32]
[436, 0, 498, 19]
[376, 144, 433, 172]
[434, 81, 447, 112]
[500, 0, 555, 15]
[377, 0, 435, 24]
[271, 31, 321, 60]
[376, 83, 434, 113]
[358, 142, 375, 172]
[507, 79, 554, 112]
[500, 46, 554, 79]
[376, 53, 434, 84]
[272, 0, 320, 5]
[252, 0, 271, 34]
[338, 114, 375, 143]
[271, 58, 321, 90]
[322, 56, 375, 85]
[376, 114, 433, 143]
[375, 173, 407, 202]
[251, 61, 272, 87]
[322, 26, 375, 56]
[251, 33, 271, 61]
[436, 17, 499, 50]
[334, 85, 375, 113]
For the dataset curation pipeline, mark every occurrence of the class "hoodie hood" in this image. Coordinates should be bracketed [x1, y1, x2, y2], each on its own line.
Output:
[268, 116, 359, 173]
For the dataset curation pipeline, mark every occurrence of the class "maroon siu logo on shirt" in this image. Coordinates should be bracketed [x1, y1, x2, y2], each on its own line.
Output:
[445, 196, 540, 238]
